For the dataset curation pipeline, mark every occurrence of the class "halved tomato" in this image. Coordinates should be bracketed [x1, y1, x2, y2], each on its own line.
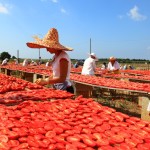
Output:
[0, 135, 8, 143]
[66, 136, 81, 143]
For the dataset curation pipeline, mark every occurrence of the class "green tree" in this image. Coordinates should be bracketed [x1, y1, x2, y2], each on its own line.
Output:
[12, 56, 17, 59]
[0, 52, 11, 60]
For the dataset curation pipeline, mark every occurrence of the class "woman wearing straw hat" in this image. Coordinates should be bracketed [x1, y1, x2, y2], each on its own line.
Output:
[107, 56, 120, 74]
[26, 28, 74, 93]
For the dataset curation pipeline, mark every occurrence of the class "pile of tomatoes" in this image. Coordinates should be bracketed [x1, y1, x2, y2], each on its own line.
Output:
[0, 96, 150, 149]
[71, 74, 150, 92]
[0, 88, 74, 104]
[0, 74, 44, 94]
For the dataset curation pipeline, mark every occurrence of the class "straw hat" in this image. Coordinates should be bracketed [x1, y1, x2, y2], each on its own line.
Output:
[26, 28, 73, 51]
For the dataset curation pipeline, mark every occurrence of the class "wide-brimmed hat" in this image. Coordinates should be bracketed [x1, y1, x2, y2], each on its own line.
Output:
[109, 56, 116, 61]
[26, 28, 73, 51]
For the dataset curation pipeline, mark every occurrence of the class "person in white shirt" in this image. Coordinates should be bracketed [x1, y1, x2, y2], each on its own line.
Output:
[26, 28, 74, 93]
[22, 59, 29, 66]
[30, 60, 38, 66]
[14, 59, 19, 65]
[1, 58, 8, 65]
[107, 56, 120, 74]
[45, 60, 51, 67]
[81, 53, 98, 76]
[101, 62, 107, 70]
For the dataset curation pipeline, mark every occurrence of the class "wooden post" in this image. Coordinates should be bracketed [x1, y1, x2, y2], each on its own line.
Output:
[74, 82, 93, 98]
[5, 69, 11, 75]
[139, 96, 150, 121]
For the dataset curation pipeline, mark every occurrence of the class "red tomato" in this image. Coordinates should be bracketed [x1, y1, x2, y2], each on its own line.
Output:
[65, 130, 75, 135]
[101, 123, 111, 131]
[119, 143, 131, 150]
[48, 144, 56, 150]
[8, 131, 19, 140]
[72, 141, 87, 149]
[88, 122, 96, 129]
[110, 135, 124, 144]
[17, 143, 29, 149]
[126, 119, 136, 125]
[66, 144, 78, 150]
[64, 109, 72, 115]
[19, 131, 28, 137]
[118, 131, 131, 139]
[81, 134, 94, 140]
[131, 136, 144, 144]
[66, 136, 81, 143]
[83, 138, 96, 147]
[44, 122, 55, 131]
[95, 126, 105, 133]
[137, 143, 150, 150]
[82, 128, 92, 134]
[28, 128, 38, 136]
[0, 135, 8, 143]
[36, 127, 46, 134]
[42, 138, 50, 146]
[85, 147, 95, 150]
[55, 143, 65, 149]
[53, 136, 66, 143]
[96, 138, 109, 146]
[58, 123, 71, 130]
[115, 114, 124, 122]
[93, 133, 102, 140]
[36, 140, 48, 148]
[8, 140, 20, 147]
[125, 138, 137, 148]
[18, 137, 27, 143]
[98, 145, 114, 150]
[34, 134, 45, 140]
[53, 127, 64, 134]
[27, 139, 39, 148]
[45, 131, 56, 138]
[144, 138, 150, 143]
[0, 142, 10, 150]
[143, 127, 150, 133]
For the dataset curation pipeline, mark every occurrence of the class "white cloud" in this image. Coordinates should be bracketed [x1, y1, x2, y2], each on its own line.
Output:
[51, 0, 58, 3]
[0, 3, 9, 14]
[61, 8, 66, 14]
[127, 5, 147, 21]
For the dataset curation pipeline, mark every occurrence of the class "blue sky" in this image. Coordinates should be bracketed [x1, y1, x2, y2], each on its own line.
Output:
[0, 0, 150, 60]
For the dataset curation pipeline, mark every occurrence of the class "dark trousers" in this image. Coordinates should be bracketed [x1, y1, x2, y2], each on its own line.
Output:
[66, 86, 74, 94]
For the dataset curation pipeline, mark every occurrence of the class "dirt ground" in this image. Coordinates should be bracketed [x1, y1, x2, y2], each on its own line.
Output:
[96, 98, 141, 118]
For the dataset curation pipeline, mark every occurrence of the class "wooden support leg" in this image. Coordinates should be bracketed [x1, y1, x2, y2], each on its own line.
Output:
[139, 96, 150, 121]
[74, 82, 93, 98]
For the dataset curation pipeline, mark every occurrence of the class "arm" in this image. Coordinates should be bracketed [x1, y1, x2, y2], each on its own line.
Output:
[35, 59, 68, 85]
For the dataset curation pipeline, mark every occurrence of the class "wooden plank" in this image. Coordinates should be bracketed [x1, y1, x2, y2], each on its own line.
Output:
[129, 78, 150, 83]
[73, 82, 93, 98]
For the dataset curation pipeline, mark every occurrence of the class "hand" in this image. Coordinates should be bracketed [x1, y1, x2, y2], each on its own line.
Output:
[35, 78, 47, 86]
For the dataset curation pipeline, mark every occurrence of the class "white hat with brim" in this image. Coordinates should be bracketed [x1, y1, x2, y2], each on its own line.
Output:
[88, 53, 98, 60]
[109, 56, 116, 60]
